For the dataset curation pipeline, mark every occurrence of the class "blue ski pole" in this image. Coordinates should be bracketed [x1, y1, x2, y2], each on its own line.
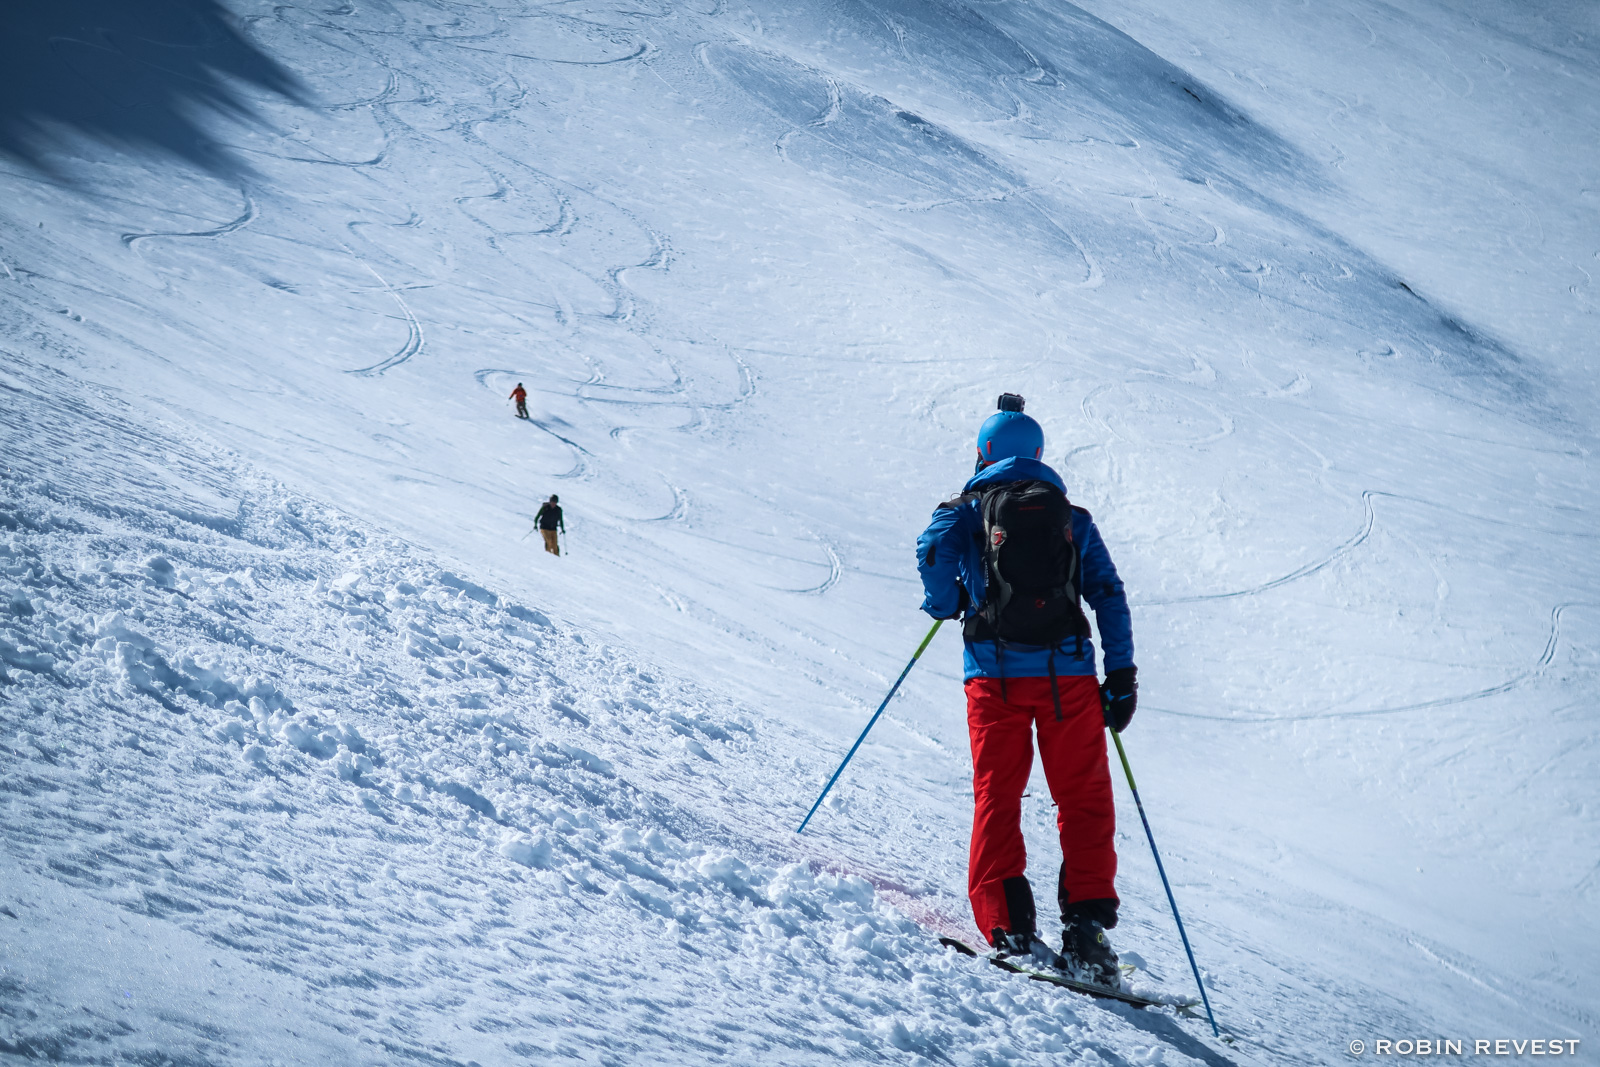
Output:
[1109, 728, 1221, 1038]
[797, 619, 943, 833]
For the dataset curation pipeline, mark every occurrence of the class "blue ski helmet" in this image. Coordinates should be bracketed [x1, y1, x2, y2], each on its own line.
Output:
[975, 410, 1043, 465]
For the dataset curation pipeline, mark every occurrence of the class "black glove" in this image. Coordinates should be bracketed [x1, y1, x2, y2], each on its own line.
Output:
[1101, 666, 1137, 733]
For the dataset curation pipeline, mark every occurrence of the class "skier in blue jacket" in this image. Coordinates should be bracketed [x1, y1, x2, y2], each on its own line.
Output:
[917, 397, 1137, 986]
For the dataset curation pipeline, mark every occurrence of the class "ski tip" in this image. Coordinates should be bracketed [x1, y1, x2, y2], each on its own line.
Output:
[937, 936, 980, 957]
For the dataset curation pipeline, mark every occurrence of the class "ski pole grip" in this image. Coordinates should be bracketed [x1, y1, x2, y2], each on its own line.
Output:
[1110, 729, 1138, 792]
[911, 618, 943, 659]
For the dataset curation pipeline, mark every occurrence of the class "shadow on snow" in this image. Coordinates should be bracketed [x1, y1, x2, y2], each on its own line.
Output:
[0, 0, 305, 178]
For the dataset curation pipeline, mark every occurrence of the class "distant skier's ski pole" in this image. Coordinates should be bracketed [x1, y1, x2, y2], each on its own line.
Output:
[796, 619, 943, 833]
[519, 521, 538, 542]
[1110, 729, 1221, 1038]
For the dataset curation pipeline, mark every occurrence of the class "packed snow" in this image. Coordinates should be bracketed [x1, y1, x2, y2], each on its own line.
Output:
[2, 0, 1596, 1064]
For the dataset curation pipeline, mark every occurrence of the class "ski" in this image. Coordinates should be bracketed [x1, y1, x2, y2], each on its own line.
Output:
[938, 937, 1186, 1010]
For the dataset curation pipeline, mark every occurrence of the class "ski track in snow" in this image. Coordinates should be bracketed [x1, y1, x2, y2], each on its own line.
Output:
[785, 531, 842, 595]
[1141, 485, 1600, 608]
[1139, 489, 1380, 606]
[120, 192, 259, 250]
[341, 252, 426, 377]
[438, 38, 653, 68]
[1149, 601, 1581, 724]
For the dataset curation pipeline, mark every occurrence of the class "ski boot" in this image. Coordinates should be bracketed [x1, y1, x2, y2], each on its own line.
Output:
[1060, 915, 1122, 990]
[992, 928, 1069, 971]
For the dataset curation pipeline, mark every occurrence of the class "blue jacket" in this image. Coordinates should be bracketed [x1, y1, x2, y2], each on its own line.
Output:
[916, 458, 1134, 680]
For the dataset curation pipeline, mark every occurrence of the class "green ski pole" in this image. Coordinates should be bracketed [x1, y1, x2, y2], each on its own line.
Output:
[797, 619, 943, 833]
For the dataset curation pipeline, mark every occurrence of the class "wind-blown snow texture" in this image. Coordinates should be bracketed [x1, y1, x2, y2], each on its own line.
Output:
[2, 0, 1596, 1064]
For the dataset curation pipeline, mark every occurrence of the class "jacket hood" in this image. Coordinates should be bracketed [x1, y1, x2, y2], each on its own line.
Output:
[963, 457, 1066, 494]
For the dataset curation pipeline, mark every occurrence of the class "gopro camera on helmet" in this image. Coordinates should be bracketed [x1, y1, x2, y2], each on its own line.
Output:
[996, 393, 1025, 413]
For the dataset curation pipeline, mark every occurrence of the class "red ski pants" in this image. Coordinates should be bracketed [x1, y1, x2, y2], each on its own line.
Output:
[966, 675, 1117, 942]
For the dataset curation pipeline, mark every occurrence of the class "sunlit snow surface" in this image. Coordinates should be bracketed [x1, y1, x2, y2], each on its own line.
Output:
[2, 0, 1597, 1063]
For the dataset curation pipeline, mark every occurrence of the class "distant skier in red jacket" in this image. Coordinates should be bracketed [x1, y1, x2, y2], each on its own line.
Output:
[510, 383, 529, 419]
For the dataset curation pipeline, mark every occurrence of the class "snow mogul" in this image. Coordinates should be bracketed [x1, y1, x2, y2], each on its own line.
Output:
[915, 393, 1137, 988]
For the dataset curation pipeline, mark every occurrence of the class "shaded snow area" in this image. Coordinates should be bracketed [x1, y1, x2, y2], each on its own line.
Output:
[2, 0, 1599, 1063]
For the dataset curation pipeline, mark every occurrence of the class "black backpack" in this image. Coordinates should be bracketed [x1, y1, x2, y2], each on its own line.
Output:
[959, 479, 1090, 650]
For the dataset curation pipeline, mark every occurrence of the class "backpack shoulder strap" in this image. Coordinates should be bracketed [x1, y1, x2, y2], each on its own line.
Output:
[937, 490, 980, 511]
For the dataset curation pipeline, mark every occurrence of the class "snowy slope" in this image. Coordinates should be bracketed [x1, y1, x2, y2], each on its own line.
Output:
[3, 0, 1598, 1063]
[1, 355, 1212, 1065]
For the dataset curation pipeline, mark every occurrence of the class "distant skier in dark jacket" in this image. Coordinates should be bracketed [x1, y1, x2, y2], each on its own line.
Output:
[916, 395, 1137, 988]
[535, 495, 564, 556]
[510, 383, 529, 419]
